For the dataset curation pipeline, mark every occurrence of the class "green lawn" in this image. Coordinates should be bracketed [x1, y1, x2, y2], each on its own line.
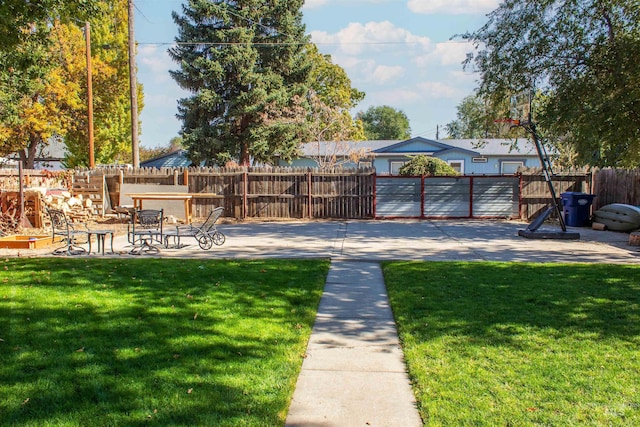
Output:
[0, 258, 329, 426]
[383, 261, 640, 426]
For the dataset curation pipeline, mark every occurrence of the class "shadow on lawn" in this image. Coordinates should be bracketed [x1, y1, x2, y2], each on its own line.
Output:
[384, 262, 640, 345]
[1, 258, 327, 425]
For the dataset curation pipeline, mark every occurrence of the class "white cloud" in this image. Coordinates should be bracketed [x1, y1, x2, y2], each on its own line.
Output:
[432, 41, 474, 65]
[303, 0, 329, 8]
[413, 40, 474, 67]
[416, 81, 460, 99]
[310, 21, 431, 56]
[407, 0, 500, 15]
[138, 45, 176, 84]
[304, 0, 392, 9]
[139, 45, 168, 68]
[372, 65, 405, 83]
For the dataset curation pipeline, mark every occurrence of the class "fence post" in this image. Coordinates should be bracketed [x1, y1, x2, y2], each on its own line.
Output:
[308, 170, 313, 219]
[420, 174, 425, 219]
[243, 169, 248, 220]
[468, 176, 474, 218]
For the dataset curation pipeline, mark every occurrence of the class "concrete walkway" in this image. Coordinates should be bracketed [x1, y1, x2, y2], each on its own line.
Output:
[285, 260, 422, 426]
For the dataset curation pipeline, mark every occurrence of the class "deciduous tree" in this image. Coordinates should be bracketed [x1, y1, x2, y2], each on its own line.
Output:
[303, 45, 367, 169]
[445, 93, 508, 139]
[0, 25, 83, 169]
[0, 0, 99, 50]
[63, 0, 142, 167]
[463, 0, 640, 167]
[356, 105, 411, 140]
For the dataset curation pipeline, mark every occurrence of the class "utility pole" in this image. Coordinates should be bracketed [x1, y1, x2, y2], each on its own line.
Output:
[128, 0, 140, 168]
[85, 21, 95, 168]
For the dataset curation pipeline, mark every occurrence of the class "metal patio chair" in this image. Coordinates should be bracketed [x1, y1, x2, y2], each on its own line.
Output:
[128, 209, 165, 255]
[164, 206, 225, 250]
[46, 208, 89, 255]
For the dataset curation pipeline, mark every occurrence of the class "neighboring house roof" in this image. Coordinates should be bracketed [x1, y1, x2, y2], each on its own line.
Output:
[6, 136, 68, 169]
[139, 137, 540, 169]
[298, 136, 538, 158]
[140, 149, 193, 168]
[298, 140, 395, 157]
[443, 138, 538, 156]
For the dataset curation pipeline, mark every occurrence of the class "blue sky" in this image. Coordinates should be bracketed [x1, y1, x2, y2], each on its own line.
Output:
[134, 0, 499, 148]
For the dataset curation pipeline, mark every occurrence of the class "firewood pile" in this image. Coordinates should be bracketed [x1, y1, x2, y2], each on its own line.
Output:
[44, 190, 95, 223]
[0, 189, 98, 236]
[0, 197, 20, 236]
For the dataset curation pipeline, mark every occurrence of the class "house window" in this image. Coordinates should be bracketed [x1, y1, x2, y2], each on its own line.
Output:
[390, 161, 406, 175]
[472, 157, 488, 163]
[501, 161, 524, 174]
[358, 161, 372, 168]
[447, 160, 464, 174]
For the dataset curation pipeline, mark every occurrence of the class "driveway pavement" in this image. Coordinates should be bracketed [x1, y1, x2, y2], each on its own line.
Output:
[2, 219, 638, 263]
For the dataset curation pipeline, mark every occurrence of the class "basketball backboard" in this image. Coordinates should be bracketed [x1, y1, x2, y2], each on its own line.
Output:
[510, 90, 531, 123]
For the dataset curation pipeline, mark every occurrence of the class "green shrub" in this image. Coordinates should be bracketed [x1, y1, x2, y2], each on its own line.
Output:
[398, 155, 459, 176]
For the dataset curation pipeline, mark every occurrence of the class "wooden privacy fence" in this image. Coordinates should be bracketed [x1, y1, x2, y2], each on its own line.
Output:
[519, 169, 592, 221]
[592, 168, 640, 209]
[80, 166, 376, 220]
[9, 166, 640, 223]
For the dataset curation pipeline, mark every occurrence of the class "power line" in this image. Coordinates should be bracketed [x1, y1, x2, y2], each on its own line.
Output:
[138, 39, 472, 47]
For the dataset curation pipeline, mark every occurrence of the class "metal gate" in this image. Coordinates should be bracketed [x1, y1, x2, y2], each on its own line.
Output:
[375, 175, 520, 219]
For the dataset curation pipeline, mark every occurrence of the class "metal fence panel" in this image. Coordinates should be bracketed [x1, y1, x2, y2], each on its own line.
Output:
[376, 177, 422, 217]
[472, 176, 520, 218]
[424, 177, 471, 217]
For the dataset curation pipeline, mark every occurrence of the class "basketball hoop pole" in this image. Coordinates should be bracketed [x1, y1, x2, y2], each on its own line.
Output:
[519, 119, 568, 232]
[496, 96, 579, 239]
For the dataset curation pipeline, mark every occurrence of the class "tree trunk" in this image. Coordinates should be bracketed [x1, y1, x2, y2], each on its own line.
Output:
[19, 133, 40, 169]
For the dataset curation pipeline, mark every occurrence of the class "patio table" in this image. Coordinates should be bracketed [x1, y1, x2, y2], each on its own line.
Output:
[87, 229, 114, 255]
[127, 193, 193, 224]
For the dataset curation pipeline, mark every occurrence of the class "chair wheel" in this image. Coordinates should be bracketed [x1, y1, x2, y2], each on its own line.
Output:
[198, 236, 213, 250]
[212, 231, 225, 246]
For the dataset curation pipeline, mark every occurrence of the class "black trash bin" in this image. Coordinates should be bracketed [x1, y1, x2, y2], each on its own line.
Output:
[560, 192, 596, 227]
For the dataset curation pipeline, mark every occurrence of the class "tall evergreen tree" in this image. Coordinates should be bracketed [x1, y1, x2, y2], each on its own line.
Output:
[169, 0, 311, 166]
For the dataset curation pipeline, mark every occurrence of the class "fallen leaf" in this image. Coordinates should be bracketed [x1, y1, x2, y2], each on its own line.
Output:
[187, 388, 193, 394]
[76, 347, 84, 352]
[21, 398, 29, 406]
[193, 313, 198, 320]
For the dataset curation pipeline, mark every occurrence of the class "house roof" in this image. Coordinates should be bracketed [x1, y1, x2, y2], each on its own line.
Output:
[443, 138, 538, 156]
[298, 140, 396, 157]
[298, 137, 538, 158]
[140, 150, 193, 168]
[140, 137, 540, 168]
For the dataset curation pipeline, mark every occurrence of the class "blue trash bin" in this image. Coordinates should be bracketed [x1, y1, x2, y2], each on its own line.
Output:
[560, 192, 596, 227]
